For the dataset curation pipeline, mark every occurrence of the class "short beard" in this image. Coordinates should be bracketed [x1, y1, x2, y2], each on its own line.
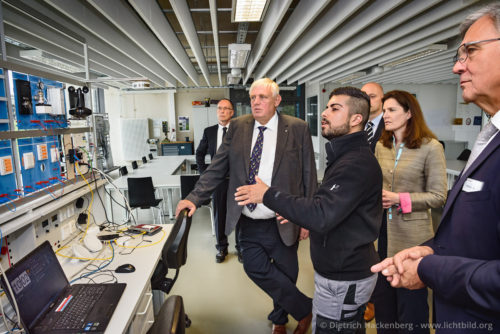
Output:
[321, 121, 350, 141]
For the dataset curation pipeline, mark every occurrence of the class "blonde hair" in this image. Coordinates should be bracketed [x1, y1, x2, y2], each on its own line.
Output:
[249, 78, 280, 98]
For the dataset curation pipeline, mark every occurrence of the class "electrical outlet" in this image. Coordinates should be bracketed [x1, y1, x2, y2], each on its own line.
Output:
[50, 147, 58, 163]
[60, 221, 73, 241]
[23, 152, 35, 169]
[37, 144, 48, 160]
[0, 156, 13, 175]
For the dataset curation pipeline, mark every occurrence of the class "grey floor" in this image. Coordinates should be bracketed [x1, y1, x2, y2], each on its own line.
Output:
[166, 208, 379, 334]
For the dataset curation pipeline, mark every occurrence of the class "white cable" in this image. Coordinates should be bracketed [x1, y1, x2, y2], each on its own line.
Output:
[92, 167, 136, 224]
[0, 262, 20, 333]
[0, 295, 11, 333]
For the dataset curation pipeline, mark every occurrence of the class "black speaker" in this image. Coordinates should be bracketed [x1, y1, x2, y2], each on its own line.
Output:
[132, 161, 138, 169]
[15, 79, 33, 115]
[142, 156, 147, 164]
[148, 153, 153, 160]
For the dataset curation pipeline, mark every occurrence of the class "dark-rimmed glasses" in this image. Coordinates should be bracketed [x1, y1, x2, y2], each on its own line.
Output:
[453, 38, 500, 63]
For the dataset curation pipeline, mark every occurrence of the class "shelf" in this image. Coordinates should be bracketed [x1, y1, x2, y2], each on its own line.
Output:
[0, 126, 92, 140]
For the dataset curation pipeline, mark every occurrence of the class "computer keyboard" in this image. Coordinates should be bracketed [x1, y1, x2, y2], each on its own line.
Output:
[53, 285, 106, 330]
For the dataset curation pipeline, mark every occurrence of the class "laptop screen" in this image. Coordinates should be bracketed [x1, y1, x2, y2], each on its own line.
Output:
[1, 241, 69, 331]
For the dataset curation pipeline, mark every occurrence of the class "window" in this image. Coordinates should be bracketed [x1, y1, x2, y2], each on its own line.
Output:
[306, 96, 318, 136]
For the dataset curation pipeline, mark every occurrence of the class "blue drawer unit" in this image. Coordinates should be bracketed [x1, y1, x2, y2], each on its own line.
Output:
[161, 142, 193, 156]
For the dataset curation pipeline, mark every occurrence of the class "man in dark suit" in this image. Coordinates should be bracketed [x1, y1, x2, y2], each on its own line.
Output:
[361, 82, 385, 322]
[195, 98, 239, 263]
[176, 78, 317, 334]
[361, 82, 384, 152]
[372, 4, 500, 332]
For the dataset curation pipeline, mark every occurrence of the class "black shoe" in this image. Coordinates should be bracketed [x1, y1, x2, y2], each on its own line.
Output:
[216, 249, 227, 263]
[237, 250, 243, 263]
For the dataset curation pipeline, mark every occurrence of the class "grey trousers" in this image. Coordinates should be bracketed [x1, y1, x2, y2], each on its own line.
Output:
[312, 272, 377, 333]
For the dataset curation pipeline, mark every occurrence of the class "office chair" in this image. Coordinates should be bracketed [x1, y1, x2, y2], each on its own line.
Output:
[151, 210, 192, 329]
[127, 177, 164, 224]
[149, 153, 154, 160]
[457, 149, 471, 161]
[119, 166, 128, 176]
[142, 156, 148, 164]
[132, 161, 138, 169]
[147, 295, 186, 334]
[180, 175, 215, 235]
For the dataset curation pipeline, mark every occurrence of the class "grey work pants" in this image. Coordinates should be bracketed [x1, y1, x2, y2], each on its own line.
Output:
[313, 272, 377, 333]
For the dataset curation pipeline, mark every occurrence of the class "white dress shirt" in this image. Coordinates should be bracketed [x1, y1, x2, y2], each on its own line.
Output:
[366, 112, 383, 132]
[242, 112, 278, 219]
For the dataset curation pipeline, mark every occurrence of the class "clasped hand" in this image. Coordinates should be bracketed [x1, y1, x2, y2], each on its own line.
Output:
[370, 246, 434, 290]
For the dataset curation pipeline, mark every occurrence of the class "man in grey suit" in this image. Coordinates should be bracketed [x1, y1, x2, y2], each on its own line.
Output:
[176, 78, 317, 334]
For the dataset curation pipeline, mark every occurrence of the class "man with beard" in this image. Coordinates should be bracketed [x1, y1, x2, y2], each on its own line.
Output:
[235, 86, 383, 333]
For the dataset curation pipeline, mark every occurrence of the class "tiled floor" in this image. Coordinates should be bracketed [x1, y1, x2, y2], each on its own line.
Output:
[166, 208, 383, 334]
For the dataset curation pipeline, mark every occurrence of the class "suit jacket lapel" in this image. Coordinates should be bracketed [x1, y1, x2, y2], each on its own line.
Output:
[441, 133, 500, 219]
[272, 114, 288, 180]
[243, 117, 254, 179]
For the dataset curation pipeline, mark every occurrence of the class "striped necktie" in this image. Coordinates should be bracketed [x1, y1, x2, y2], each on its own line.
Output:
[366, 121, 374, 144]
[463, 121, 498, 174]
[247, 126, 266, 211]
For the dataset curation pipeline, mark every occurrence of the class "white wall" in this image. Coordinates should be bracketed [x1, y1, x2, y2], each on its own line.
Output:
[105, 88, 175, 165]
[453, 84, 482, 148]
[175, 87, 229, 142]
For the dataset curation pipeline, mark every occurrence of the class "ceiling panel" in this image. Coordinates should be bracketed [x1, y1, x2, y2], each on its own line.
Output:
[0, 0, 495, 89]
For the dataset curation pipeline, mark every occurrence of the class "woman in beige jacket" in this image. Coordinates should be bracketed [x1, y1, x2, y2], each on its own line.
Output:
[373, 90, 447, 333]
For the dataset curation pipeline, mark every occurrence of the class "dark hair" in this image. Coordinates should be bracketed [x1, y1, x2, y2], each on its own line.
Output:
[218, 98, 234, 110]
[380, 90, 436, 149]
[328, 87, 370, 127]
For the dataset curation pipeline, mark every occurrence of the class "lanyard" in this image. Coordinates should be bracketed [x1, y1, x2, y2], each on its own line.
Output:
[388, 139, 404, 220]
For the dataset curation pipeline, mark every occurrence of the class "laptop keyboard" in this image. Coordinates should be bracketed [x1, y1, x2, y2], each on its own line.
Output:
[53, 285, 106, 330]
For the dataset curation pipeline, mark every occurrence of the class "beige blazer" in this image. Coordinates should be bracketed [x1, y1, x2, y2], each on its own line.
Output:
[375, 138, 447, 257]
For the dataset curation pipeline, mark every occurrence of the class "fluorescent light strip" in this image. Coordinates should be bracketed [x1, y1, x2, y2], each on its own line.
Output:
[234, 0, 267, 22]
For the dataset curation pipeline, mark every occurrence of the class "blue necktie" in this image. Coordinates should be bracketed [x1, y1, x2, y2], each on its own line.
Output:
[247, 126, 266, 211]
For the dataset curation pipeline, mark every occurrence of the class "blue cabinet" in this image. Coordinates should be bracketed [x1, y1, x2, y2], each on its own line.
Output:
[161, 142, 193, 156]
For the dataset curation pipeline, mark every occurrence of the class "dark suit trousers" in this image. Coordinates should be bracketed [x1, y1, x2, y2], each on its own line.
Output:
[213, 178, 240, 251]
[373, 212, 430, 334]
[238, 215, 312, 325]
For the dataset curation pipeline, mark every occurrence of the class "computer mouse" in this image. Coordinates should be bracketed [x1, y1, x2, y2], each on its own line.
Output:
[115, 263, 136, 273]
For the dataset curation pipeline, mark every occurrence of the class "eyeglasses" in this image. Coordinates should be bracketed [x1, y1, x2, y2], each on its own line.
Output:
[453, 38, 500, 63]
[217, 106, 233, 111]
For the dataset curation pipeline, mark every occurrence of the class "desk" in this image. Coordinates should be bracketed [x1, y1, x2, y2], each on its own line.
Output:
[446, 159, 466, 190]
[106, 156, 193, 220]
[60, 224, 172, 334]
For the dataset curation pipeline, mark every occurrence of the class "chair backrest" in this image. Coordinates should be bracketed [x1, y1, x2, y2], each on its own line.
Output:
[164, 209, 193, 269]
[131, 161, 138, 169]
[147, 295, 185, 334]
[148, 153, 154, 160]
[180, 175, 200, 199]
[457, 149, 471, 161]
[119, 166, 128, 176]
[127, 177, 157, 208]
[142, 156, 148, 164]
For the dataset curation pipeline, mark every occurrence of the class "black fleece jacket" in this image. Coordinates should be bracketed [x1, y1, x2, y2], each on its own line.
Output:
[263, 131, 383, 280]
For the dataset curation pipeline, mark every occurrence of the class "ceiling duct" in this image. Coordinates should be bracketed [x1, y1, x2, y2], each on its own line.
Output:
[19, 49, 84, 73]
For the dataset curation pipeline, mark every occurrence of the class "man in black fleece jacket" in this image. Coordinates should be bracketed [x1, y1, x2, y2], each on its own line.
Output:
[235, 87, 382, 333]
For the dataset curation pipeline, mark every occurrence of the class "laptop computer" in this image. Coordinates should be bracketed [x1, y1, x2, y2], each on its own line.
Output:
[1, 241, 126, 334]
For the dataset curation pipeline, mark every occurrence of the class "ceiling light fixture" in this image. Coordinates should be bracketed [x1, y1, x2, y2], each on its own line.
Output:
[228, 43, 251, 68]
[227, 74, 241, 85]
[381, 44, 448, 69]
[232, 0, 268, 22]
[337, 71, 367, 84]
[19, 49, 84, 73]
